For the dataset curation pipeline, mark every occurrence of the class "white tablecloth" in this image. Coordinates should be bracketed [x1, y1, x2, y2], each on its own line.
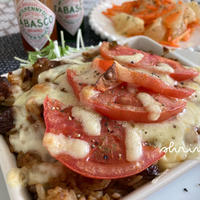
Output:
[0, 0, 19, 37]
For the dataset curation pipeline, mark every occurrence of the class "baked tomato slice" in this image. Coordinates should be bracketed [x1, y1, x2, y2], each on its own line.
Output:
[100, 41, 142, 59]
[67, 70, 186, 123]
[43, 97, 164, 179]
[92, 57, 114, 72]
[100, 42, 198, 81]
[95, 62, 194, 99]
[157, 56, 199, 81]
[80, 86, 186, 123]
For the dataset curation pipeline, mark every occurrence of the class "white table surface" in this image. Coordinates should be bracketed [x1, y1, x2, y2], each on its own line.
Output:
[1, 163, 200, 200]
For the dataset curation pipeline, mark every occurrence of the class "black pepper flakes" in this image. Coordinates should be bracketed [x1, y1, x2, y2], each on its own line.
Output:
[173, 125, 177, 128]
[104, 121, 108, 127]
[146, 165, 160, 177]
[103, 155, 109, 160]
[183, 188, 188, 192]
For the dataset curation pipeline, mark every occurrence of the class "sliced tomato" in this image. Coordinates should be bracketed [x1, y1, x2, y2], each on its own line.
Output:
[92, 57, 114, 72]
[43, 97, 164, 179]
[80, 86, 186, 123]
[100, 42, 199, 81]
[157, 56, 199, 81]
[67, 69, 85, 100]
[93, 56, 160, 74]
[100, 41, 142, 59]
[67, 70, 186, 123]
[95, 62, 194, 99]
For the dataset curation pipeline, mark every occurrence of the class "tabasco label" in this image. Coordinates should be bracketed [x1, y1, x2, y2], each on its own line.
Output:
[16, 0, 56, 50]
[54, 0, 84, 36]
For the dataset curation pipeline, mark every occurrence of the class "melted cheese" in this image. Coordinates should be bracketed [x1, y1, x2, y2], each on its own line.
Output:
[9, 106, 50, 160]
[158, 73, 177, 86]
[115, 54, 144, 64]
[156, 63, 174, 73]
[14, 82, 78, 107]
[60, 56, 85, 64]
[183, 81, 200, 102]
[7, 168, 26, 187]
[26, 162, 65, 185]
[38, 64, 69, 83]
[72, 106, 101, 136]
[69, 62, 92, 75]
[132, 101, 200, 169]
[123, 123, 143, 162]
[137, 92, 162, 121]
[81, 85, 100, 99]
[54, 74, 73, 93]
[43, 133, 90, 159]
[133, 68, 176, 86]
[8, 162, 65, 186]
[74, 68, 101, 85]
[11, 85, 23, 99]
[114, 55, 173, 74]
[11, 82, 78, 161]
[38, 62, 92, 93]
[193, 74, 200, 84]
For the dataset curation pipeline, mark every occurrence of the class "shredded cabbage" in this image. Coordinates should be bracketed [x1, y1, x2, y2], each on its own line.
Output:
[15, 30, 86, 66]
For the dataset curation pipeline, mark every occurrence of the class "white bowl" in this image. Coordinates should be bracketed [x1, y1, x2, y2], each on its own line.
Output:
[0, 36, 200, 200]
[89, 0, 200, 51]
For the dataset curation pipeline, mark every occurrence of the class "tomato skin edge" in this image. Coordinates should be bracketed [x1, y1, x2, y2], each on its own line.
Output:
[56, 146, 165, 179]
[110, 61, 195, 99]
[80, 89, 186, 123]
[100, 42, 199, 81]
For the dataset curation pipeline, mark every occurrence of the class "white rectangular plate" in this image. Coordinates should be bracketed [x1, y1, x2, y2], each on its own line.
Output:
[0, 36, 200, 200]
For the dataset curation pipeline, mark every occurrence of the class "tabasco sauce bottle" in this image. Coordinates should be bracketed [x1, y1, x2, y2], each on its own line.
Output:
[15, 0, 57, 51]
[53, 0, 84, 42]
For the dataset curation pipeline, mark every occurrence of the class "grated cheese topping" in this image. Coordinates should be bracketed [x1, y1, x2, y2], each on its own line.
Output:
[72, 106, 101, 136]
[123, 123, 143, 162]
[43, 133, 90, 159]
[115, 54, 144, 64]
[137, 92, 162, 121]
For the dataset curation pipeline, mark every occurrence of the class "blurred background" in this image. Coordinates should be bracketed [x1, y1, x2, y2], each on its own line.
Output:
[0, 0, 100, 37]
